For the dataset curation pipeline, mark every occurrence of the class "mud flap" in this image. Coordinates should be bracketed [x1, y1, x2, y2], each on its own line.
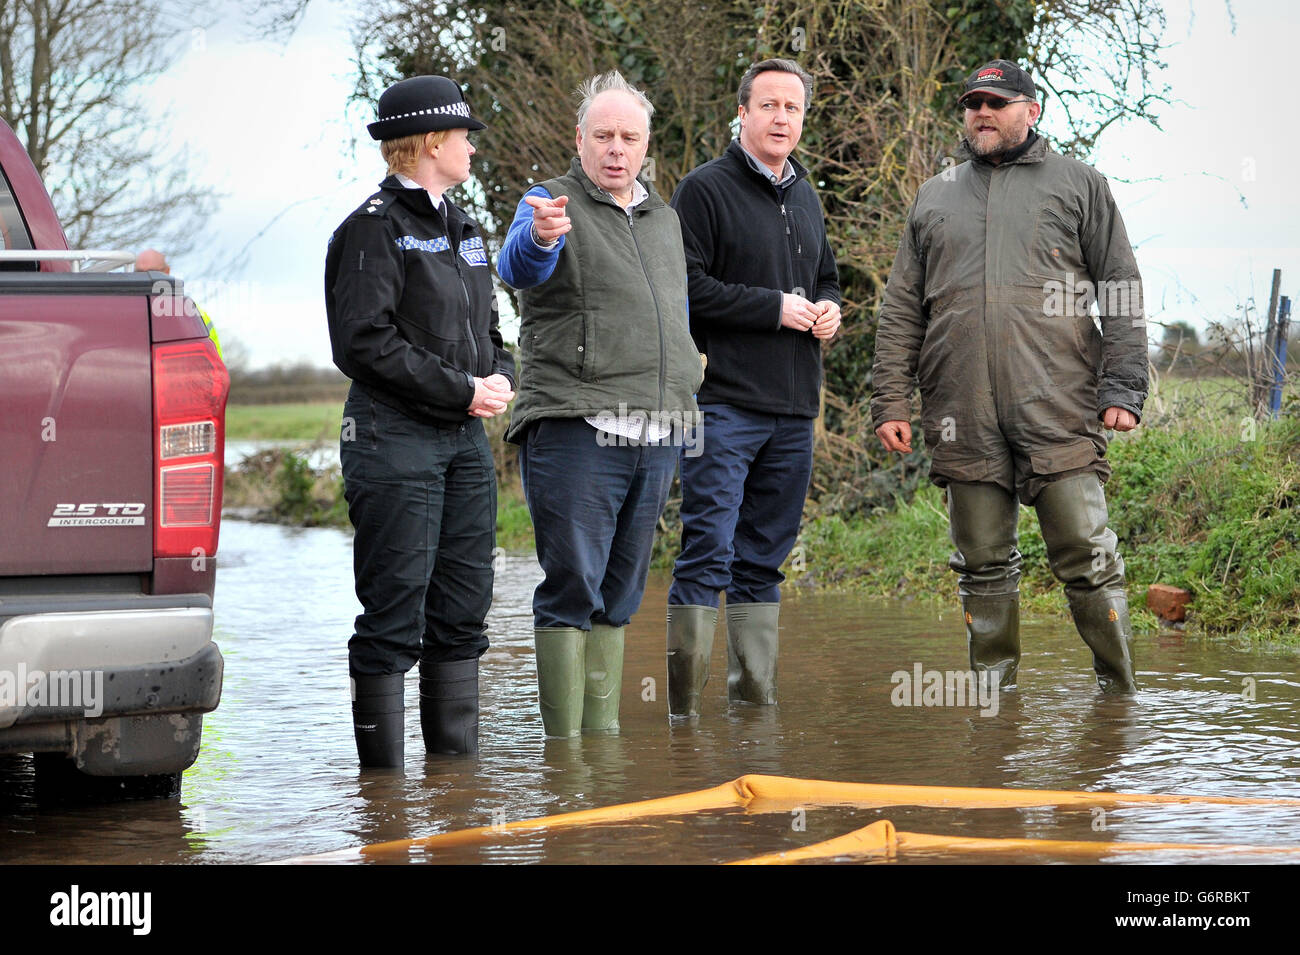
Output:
[70, 712, 203, 777]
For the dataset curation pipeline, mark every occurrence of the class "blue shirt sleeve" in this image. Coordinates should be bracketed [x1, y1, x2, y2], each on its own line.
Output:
[497, 186, 565, 289]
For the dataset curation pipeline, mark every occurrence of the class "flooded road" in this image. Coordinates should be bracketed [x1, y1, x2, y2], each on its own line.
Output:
[2, 518, 1298, 864]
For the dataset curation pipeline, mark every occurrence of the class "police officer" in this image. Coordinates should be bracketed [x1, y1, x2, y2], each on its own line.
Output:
[325, 76, 516, 767]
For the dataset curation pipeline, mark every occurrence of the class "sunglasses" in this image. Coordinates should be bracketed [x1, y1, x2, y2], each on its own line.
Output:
[961, 95, 1033, 111]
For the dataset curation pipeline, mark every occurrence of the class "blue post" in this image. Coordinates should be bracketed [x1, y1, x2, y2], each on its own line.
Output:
[1269, 295, 1291, 419]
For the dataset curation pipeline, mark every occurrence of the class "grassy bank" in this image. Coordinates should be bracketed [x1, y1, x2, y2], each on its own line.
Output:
[796, 413, 1300, 645]
[222, 393, 1300, 644]
[225, 402, 344, 442]
[222, 401, 537, 547]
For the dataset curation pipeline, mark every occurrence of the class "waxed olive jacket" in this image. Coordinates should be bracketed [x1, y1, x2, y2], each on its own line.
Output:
[870, 134, 1148, 498]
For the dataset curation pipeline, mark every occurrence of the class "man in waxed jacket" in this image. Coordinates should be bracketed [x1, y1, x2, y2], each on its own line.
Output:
[871, 59, 1147, 693]
[325, 76, 516, 768]
[665, 58, 841, 717]
[498, 71, 702, 739]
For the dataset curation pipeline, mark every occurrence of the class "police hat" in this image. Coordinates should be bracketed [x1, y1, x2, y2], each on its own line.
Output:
[367, 76, 487, 141]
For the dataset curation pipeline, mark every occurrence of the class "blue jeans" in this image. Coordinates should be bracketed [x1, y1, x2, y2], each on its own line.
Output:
[669, 404, 813, 607]
[341, 386, 496, 675]
[518, 417, 677, 629]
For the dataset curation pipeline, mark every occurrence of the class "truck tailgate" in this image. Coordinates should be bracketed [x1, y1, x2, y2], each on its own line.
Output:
[0, 291, 153, 574]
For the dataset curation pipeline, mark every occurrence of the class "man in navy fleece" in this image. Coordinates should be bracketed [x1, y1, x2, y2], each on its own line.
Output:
[665, 58, 841, 717]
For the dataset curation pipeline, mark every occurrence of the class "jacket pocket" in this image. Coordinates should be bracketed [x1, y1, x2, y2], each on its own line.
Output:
[578, 313, 593, 381]
[1029, 436, 1101, 476]
[917, 215, 945, 267]
[525, 312, 588, 381]
[1031, 204, 1083, 278]
[789, 206, 815, 262]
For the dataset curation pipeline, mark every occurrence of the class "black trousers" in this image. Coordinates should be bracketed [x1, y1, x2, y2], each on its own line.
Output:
[341, 386, 496, 676]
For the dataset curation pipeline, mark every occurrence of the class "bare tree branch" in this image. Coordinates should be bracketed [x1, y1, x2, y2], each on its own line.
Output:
[0, 0, 221, 251]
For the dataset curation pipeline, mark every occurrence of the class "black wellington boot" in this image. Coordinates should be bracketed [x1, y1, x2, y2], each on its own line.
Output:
[419, 658, 480, 755]
[352, 672, 404, 768]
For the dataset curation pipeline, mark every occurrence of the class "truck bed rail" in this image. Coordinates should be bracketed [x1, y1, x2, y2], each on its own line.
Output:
[0, 249, 137, 272]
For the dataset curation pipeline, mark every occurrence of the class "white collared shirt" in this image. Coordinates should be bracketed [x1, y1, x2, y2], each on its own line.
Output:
[738, 143, 797, 187]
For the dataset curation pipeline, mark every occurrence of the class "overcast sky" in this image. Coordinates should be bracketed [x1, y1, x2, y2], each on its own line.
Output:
[145, 0, 1300, 369]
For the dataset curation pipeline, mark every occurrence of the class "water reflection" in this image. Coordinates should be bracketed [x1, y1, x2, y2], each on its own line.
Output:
[1, 519, 1297, 864]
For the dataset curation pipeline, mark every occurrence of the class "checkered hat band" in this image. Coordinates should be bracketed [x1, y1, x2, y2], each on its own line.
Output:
[382, 102, 471, 121]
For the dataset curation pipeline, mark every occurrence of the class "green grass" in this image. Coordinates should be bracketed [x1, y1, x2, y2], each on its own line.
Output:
[224, 398, 1300, 645]
[224, 402, 344, 441]
[796, 414, 1300, 645]
[1107, 414, 1300, 642]
[496, 482, 536, 552]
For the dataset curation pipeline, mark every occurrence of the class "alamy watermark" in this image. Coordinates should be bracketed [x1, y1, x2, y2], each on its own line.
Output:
[49, 885, 150, 935]
[890, 663, 999, 717]
[151, 278, 261, 321]
[0, 665, 103, 718]
[1043, 272, 1145, 325]
[592, 403, 702, 457]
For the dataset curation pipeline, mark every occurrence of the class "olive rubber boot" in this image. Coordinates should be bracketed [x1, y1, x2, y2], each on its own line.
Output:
[725, 602, 779, 705]
[534, 627, 585, 738]
[419, 658, 479, 755]
[351, 672, 404, 768]
[1067, 589, 1138, 693]
[1034, 473, 1135, 692]
[666, 604, 718, 717]
[961, 593, 1021, 688]
[947, 481, 1022, 689]
[582, 624, 625, 732]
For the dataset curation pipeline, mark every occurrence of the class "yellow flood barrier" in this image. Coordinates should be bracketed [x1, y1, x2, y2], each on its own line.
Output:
[733, 822, 1300, 864]
[731, 820, 899, 864]
[346, 773, 1300, 861]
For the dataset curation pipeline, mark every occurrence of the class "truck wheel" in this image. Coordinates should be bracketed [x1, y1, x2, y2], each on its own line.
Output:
[33, 753, 182, 803]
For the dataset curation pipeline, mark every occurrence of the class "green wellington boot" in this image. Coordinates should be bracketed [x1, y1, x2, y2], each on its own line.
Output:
[582, 624, 625, 732]
[666, 605, 718, 717]
[1067, 589, 1139, 693]
[961, 593, 1021, 689]
[725, 602, 779, 705]
[1034, 473, 1136, 693]
[534, 627, 585, 738]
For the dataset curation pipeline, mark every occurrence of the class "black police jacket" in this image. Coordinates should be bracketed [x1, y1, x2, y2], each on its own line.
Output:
[325, 176, 515, 425]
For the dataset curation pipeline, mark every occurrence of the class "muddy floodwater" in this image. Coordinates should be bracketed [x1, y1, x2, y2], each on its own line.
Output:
[2, 519, 1298, 864]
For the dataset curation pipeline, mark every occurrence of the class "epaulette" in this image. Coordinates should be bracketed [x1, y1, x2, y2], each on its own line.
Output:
[354, 191, 395, 219]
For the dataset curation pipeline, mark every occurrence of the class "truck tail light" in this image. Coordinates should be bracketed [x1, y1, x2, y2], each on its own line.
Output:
[153, 340, 229, 558]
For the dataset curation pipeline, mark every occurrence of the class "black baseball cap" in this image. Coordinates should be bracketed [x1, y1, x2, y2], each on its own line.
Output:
[958, 59, 1037, 105]
[367, 76, 487, 141]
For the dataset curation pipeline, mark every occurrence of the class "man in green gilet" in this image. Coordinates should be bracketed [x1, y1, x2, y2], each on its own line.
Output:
[498, 71, 703, 737]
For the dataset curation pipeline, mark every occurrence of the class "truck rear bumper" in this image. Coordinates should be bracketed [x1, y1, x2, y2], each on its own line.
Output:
[0, 595, 223, 772]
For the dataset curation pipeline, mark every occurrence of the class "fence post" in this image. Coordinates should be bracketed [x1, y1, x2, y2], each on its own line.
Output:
[1269, 295, 1291, 419]
[1255, 269, 1282, 416]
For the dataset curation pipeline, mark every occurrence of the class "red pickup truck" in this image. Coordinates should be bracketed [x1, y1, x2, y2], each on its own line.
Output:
[0, 118, 227, 798]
